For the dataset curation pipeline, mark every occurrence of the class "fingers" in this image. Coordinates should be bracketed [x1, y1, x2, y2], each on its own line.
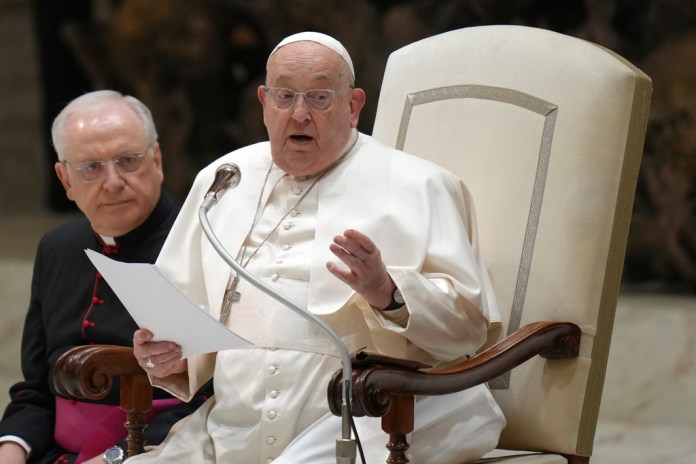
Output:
[139, 340, 182, 360]
[330, 229, 382, 273]
[331, 229, 376, 262]
[326, 229, 397, 309]
[343, 229, 377, 253]
[134, 329, 179, 355]
[328, 241, 368, 285]
[133, 328, 154, 345]
[328, 243, 363, 276]
[325, 259, 352, 285]
[141, 355, 187, 378]
[327, 229, 391, 298]
[133, 329, 183, 375]
[138, 346, 184, 376]
[149, 347, 182, 365]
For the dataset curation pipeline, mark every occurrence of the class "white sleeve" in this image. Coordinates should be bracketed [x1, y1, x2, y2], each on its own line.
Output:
[0, 435, 32, 458]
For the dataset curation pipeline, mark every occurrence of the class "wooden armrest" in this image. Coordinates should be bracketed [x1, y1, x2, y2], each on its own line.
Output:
[328, 321, 581, 418]
[53, 345, 145, 400]
[53, 344, 153, 457]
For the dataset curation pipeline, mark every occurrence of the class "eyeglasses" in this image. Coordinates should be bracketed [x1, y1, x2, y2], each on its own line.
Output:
[263, 86, 353, 111]
[63, 146, 152, 183]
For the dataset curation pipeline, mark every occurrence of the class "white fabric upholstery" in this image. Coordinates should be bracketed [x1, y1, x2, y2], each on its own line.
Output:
[478, 449, 567, 463]
[372, 25, 651, 459]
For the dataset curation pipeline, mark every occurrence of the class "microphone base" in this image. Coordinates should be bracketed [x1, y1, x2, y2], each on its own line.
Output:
[336, 438, 357, 464]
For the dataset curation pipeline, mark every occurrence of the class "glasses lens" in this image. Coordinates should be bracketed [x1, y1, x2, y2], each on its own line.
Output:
[75, 161, 105, 182]
[270, 88, 296, 109]
[115, 153, 145, 174]
[267, 87, 336, 111]
[305, 90, 334, 111]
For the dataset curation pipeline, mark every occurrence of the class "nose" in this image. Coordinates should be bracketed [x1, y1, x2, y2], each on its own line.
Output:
[102, 161, 125, 190]
[291, 94, 311, 122]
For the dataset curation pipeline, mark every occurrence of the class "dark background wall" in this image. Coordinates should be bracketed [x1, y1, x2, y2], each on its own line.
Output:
[6, 0, 696, 291]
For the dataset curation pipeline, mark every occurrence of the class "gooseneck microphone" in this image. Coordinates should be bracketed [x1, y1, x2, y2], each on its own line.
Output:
[204, 163, 241, 204]
[198, 164, 357, 464]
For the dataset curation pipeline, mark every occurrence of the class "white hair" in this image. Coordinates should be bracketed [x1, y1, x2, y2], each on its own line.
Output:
[51, 90, 158, 161]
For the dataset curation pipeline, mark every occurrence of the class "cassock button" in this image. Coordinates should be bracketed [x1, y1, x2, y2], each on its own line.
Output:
[270, 390, 279, 399]
[266, 436, 276, 445]
[267, 365, 278, 375]
[282, 245, 291, 251]
[290, 209, 299, 217]
[271, 274, 279, 281]
[267, 410, 277, 420]
[265, 458, 274, 464]
[283, 222, 293, 230]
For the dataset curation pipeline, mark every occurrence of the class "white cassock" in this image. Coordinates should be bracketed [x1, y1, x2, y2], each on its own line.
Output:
[126, 132, 505, 464]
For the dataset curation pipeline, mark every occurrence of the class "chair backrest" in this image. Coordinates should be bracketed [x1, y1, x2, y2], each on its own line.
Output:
[371, 25, 651, 458]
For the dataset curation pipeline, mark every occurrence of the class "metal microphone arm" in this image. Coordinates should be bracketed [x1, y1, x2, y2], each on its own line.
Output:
[199, 179, 356, 464]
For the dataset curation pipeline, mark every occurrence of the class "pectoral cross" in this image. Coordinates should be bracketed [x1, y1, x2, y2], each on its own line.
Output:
[219, 275, 241, 324]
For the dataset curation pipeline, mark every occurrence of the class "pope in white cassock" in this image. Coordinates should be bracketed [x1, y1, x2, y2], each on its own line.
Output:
[128, 32, 506, 464]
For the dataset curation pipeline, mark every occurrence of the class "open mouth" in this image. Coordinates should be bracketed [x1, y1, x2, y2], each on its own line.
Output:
[290, 134, 313, 142]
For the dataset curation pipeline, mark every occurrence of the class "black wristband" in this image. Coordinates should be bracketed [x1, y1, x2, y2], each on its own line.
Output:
[381, 287, 405, 311]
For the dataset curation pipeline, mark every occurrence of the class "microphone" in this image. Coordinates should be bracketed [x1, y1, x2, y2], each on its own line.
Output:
[198, 168, 357, 464]
[204, 163, 241, 204]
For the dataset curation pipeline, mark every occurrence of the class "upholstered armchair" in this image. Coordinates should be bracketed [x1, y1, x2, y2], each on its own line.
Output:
[327, 25, 652, 463]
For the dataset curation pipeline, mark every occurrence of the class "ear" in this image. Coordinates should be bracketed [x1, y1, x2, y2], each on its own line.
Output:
[257, 85, 267, 106]
[151, 143, 165, 183]
[54, 162, 76, 201]
[257, 85, 270, 128]
[349, 88, 366, 128]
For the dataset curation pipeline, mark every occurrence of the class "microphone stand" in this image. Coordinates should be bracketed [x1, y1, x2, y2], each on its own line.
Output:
[199, 193, 357, 464]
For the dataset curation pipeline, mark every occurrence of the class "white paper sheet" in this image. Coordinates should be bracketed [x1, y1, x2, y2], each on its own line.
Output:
[86, 249, 252, 358]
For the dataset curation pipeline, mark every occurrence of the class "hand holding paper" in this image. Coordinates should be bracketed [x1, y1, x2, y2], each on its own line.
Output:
[86, 249, 251, 358]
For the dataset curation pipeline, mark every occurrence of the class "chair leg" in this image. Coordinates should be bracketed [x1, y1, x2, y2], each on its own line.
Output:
[120, 372, 153, 457]
[125, 411, 148, 456]
[385, 432, 410, 464]
[382, 395, 414, 463]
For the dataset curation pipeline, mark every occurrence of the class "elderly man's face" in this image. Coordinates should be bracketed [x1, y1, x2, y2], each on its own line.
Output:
[54, 101, 164, 237]
[258, 41, 365, 177]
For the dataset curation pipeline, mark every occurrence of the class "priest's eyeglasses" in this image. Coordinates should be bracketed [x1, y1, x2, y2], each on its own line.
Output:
[263, 86, 353, 111]
[63, 146, 152, 183]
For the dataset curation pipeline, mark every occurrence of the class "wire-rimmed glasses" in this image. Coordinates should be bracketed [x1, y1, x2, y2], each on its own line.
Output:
[62, 145, 153, 183]
[262, 86, 353, 111]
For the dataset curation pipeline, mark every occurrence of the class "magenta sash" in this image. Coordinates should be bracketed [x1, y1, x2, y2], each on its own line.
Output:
[55, 396, 182, 463]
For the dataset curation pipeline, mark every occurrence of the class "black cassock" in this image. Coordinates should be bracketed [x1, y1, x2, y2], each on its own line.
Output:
[0, 193, 212, 464]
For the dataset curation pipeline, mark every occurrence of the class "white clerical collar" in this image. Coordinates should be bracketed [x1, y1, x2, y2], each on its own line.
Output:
[99, 235, 117, 246]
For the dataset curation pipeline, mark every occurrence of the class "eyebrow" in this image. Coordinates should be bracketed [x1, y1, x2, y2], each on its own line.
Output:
[272, 73, 334, 86]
